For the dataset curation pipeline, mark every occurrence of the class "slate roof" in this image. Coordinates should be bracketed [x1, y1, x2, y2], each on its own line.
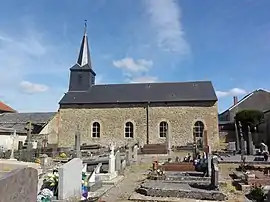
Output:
[59, 81, 217, 105]
[0, 112, 56, 134]
[0, 101, 16, 112]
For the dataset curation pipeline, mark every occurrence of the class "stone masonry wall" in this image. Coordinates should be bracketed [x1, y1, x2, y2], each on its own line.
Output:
[58, 102, 219, 150]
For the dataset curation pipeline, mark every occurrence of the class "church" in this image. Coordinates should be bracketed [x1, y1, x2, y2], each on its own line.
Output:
[58, 26, 219, 150]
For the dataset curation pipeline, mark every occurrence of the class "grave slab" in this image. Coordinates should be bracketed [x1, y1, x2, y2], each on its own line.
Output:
[136, 181, 227, 201]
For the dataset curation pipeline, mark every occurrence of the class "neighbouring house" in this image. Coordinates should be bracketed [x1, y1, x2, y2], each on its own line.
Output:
[262, 109, 270, 147]
[0, 112, 56, 150]
[219, 89, 270, 145]
[219, 89, 270, 123]
[0, 101, 16, 113]
[57, 25, 220, 150]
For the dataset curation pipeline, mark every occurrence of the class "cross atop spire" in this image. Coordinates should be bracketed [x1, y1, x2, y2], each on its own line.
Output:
[77, 20, 92, 68]
[84, 20, 87, 36]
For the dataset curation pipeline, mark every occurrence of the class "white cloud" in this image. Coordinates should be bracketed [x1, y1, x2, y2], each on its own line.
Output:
[0, 23, 69, 112]
[144, 0, 190, 54]
[216, 88, 247, 98]
[20, 81, 49, 94]
[113, 57, 158, 83]
[113, 57, 153, 73]
[130, 76, 158, 83]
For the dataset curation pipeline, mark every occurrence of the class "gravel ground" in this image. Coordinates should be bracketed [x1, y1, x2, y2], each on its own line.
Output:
[101, 156, 153, 202]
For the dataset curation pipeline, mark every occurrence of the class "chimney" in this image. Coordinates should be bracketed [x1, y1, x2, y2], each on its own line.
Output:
[233, 96, 238, 105]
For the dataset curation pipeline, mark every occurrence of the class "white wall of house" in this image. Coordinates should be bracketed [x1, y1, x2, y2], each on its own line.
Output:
[0, 135, 27, 150]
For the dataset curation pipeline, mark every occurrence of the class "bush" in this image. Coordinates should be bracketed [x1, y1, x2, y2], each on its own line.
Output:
[248, 184, 266, 202]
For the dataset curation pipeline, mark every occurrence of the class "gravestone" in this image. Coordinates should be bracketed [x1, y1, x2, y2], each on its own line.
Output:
[74, 126, 81, 158]
[126, 146, 132, 166]
[89, 163, 102, 183]
[109, 144, 116, 174]
[133, 145, 138, 163]
[227, 142, 236, 152]
[0, 167, 38, 202]
[234, 122, 240, 151]
[211, 156, 219, 189]
[244, 141, 247, 154]
[58, 158, 83, 200]
[207, 145, 212, 177]
[166, 127, 172, 155]
[247, 126, 254, 155]
[175, 156, 180, 162]
[203, 130, 208, 152]
[121, 159, 127, 170]
[115, 150, 121, 171]
[88, 163, 102, 192]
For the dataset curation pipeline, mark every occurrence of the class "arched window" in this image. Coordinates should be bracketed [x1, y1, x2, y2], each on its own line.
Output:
[159, 121, 168, 138]
[193, 121, 204, 138]
[92, 122, 100, 138]
[125, 122, 134, 138]
[193, 121, 204, 148]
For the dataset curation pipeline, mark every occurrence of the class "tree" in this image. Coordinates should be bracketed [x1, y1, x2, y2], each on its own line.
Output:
[235, 109, 264, 129]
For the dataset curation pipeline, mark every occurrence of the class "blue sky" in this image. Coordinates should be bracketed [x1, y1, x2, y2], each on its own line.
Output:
[0, 0, 269, 112]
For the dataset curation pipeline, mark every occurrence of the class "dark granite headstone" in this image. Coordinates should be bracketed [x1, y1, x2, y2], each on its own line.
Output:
[175, 156, 180, 162]
[211, 157, 219, 189]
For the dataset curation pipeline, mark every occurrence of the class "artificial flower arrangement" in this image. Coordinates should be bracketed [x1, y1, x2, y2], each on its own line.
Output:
[37, 170, 89, 201]
[81, 172, 89, 199]
[37, 169, 59, 202]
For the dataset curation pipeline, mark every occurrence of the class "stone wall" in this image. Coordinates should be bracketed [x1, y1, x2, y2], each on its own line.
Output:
[39, 112, 59, 144]
[0, 167, 38, 202]
[58, 102, 219, 150]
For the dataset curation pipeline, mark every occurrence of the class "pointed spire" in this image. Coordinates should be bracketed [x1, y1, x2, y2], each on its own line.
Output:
[77, 20, 92, 67]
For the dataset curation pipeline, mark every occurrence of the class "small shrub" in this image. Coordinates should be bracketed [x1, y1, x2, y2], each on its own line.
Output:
[248, 184, 266, 202]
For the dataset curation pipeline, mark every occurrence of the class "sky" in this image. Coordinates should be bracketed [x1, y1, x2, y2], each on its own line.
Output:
[0, 0, 270, 113]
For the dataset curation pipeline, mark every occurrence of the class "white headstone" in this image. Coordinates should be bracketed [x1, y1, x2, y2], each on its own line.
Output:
[89, 163, 102, 183]
[115, 150, 121, 171]
[9, 130, 17, 160]
[109, 149, 116, 174]
[133, 145, 138, 163]
[110, 143, 115, 156]
[58, 158, 83, 200]
[82, 164, 87, 173]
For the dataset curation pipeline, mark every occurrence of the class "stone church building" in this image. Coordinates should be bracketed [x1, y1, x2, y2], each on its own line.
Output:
[58, 27, 219, 150]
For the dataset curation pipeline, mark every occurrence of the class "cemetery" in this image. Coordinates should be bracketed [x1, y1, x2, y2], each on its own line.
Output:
[1, 122, 270, 202]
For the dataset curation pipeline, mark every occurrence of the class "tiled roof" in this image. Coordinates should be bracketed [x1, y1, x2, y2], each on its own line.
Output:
[0, 101, 16, 112]
[0, 112, 56, 134]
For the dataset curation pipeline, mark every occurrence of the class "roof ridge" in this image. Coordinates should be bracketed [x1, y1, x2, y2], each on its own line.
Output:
[94, 80, 212, 86]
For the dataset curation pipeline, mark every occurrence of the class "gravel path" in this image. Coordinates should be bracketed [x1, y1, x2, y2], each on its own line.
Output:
[100, 157, 152, 202]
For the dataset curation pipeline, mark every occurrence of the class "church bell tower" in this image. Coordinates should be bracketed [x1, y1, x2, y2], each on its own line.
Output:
[68, 22, 96, 92]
